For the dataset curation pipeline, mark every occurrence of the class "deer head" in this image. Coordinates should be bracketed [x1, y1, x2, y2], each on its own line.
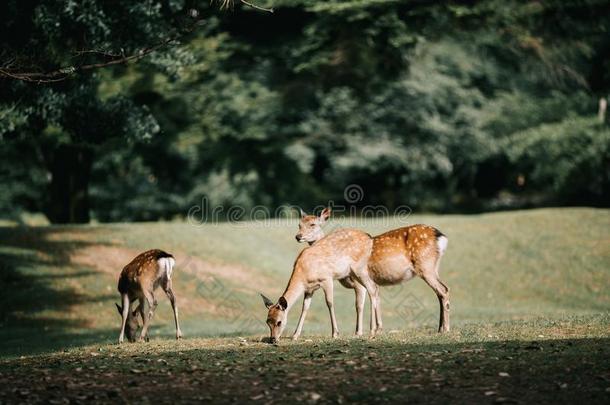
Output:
[261, 294, 288, 344]
[295, 207, 331, 244]
[115, 303, 141, 343]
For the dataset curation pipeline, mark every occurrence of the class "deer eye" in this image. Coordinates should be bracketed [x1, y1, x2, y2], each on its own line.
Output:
[276, 321, 282, 327]
[309, 224, 315, 227]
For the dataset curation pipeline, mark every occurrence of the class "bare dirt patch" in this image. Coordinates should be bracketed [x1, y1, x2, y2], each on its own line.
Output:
[69, 244, 275, 317]
[70, 244, 274, 290]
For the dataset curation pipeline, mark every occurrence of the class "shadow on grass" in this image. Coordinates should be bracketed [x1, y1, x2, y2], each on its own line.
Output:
[0, 337, 608, 403]
[0, 227, 118, 357]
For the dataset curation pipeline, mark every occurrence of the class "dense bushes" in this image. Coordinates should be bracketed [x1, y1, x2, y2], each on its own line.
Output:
[507, 117, 610, 205]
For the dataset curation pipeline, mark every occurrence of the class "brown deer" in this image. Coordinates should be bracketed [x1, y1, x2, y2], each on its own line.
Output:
[261, 227, 373, 343]
[296, 207, 450, 334]
[116, 249, 182, 343]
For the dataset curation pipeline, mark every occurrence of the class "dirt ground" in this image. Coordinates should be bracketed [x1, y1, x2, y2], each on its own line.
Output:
[1, 328, 609, 404]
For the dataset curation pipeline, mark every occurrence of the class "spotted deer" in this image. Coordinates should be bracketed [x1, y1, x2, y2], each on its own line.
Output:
[296, 207, 450, 334]
[261, 227, 373, 343]
[116, 249, 182, 343]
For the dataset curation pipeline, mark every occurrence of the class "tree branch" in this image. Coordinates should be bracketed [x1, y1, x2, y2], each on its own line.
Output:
[217, 0, 274, 13]
[0, 36, 178, 84]
[239, 0, 274, 13]
[72, 49, 124, 58]
[0, 1, 273, 84]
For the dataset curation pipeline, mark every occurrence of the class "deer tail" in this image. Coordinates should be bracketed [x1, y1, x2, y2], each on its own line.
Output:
[434, 229, 448, 256]
[159, 256, 176, 280]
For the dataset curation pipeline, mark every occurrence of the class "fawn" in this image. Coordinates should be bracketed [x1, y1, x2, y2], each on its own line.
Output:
[116, 249, 182, 343]
[296, 207, 450, 334]
[261, 227, 373, 343]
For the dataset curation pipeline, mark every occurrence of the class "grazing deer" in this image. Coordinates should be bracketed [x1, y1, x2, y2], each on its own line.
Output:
[296, 207, 450, 334]
[116, 249, 182, 343]
[261, 227, 373, 343]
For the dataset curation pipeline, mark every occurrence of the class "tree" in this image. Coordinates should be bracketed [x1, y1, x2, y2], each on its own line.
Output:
[0, 0, 270, 223]
[2, 0, 609, 223]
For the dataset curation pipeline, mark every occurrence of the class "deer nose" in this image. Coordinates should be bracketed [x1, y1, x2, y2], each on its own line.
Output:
[295, 234, 302, 241]
[270, 337, 277, 344]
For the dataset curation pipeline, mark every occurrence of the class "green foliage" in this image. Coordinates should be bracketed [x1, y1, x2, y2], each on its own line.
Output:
[1, 0, 609, 222]
[507, 117, 610, 204]
[0, 0, 212, 222]
[483, 91, 595, 137]
[0, 137, 48, 221]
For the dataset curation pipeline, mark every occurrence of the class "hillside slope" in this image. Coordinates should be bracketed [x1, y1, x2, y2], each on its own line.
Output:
[0, 208, 608, 356]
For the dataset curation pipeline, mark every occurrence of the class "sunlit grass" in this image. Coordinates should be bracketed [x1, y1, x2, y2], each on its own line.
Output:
[0, 208, 608, 358]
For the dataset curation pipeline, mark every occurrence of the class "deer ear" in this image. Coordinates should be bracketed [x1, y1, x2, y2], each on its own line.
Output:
[115, 303, 122, 315]
[320, 206, 331, 222]
[298, 207, 307, 218]
[261, 293, 274, 309]
[278, 296, 288, 310]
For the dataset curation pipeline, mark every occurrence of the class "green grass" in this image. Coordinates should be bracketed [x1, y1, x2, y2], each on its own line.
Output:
[0, 208, 608, 402]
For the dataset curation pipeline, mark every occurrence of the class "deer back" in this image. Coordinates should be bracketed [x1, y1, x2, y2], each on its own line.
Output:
[295, 228, 373, 282]
[118, 249, 175, 296]
[369, 225, 446, 284]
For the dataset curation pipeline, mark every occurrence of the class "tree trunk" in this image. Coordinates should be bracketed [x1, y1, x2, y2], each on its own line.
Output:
[599, 97, 607, 123]
[45, 145, 93, 224]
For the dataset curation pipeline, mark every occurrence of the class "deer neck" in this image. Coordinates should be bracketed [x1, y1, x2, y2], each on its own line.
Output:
[281, 275, 306, 311]
[308, 230, 325, 246]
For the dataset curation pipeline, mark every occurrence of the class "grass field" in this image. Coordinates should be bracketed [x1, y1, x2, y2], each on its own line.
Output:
[0, 208, 609, 403]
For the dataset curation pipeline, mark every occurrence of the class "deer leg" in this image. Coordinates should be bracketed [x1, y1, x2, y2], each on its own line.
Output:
[350, 260, 382, 336]
[366, 284, 382, 334]
[354, 283, 366, 336]
[373, 284, 383, 334]
[352, 275, 381, 336]
[340, 277, 365, 336]
[118, 294, 130, 344]
[163, 279, 182, 339]
[292, 292, 313, 340]
[321, 280, 339, 338]
[133, 300, 149, 342]
[422, 274, 450, 333]
[136, 300, 145, 324]
[136, 300, 144, 320]
[139, 290, 156, 341]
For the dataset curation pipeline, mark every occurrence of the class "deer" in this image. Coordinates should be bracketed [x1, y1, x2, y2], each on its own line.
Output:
[116, 249, 182, 343]
[295, 207, 450, 335]
[261, 227, 373, 343]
